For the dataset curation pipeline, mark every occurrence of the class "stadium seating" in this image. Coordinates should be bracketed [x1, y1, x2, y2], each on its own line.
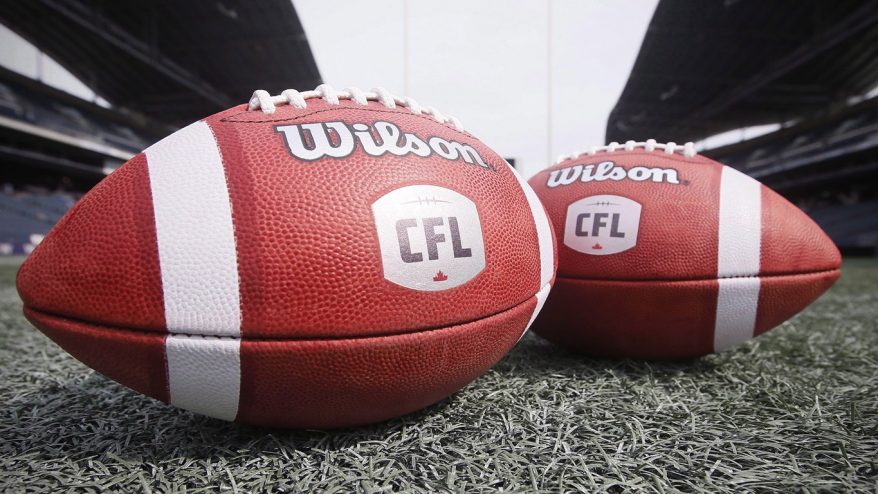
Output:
[805, 200, 878, 255]
[0, 184, 77, 255]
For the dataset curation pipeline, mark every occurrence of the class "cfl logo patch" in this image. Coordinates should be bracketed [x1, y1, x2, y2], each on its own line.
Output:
[372, 185, 485, 291]
[564, 195, 641, 255]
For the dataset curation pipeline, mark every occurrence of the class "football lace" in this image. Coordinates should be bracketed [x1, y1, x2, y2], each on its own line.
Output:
[556, 139, 697, 164]
[248, 84, 464, 131]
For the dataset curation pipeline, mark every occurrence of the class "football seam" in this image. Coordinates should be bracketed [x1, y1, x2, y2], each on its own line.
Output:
[554, 267, 840, 283]
[221, 105, 476, 140]
[22, 284, 548, 343]
[547, 149, 716, 170]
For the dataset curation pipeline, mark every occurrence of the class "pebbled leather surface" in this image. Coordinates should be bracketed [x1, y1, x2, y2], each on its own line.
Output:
[15, 97, 555, 427]
[24, 291, 537, 428]
[528, 150, 840, 281]
[530, 151, 724, 281]
[18, 100, 545, 337]
[16, 154, 166, 331]
[24, 305, 170, 402]
[528, 149, 841, 358]
[213, 101, 544, 338]
[760, 186, 840, 275]
[535, 270, 839, 360]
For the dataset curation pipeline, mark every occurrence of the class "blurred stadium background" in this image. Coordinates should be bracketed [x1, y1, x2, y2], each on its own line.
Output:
[1, 2, 876, 492]
[0, 0, 876, 258]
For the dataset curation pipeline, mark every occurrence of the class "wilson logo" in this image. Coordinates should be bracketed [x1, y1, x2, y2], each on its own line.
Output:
[547, 160, 681, 188]
[276, 121, 489, 169]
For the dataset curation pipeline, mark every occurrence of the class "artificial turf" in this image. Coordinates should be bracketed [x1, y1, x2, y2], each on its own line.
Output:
[0, 256, 876, 493]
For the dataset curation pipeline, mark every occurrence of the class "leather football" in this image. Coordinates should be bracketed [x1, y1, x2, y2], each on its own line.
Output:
[16, 85, 557, 428]
[528, 140, 840, 360]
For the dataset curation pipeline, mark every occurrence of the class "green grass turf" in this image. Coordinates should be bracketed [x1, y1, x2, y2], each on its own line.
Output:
[0, 256, 876, 493]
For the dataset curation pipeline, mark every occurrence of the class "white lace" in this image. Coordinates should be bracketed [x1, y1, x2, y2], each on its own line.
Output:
[247, 84, 464, 131]
[556, 139, 697, 163]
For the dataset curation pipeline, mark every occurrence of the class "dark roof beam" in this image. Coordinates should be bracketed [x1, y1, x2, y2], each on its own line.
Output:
[173, 32, 310, 51]
[836, 42, 878, 94]
[625, 73, 743, 85]
[39, 0, 235, 109]
[666, 2, 878, 134]
[645, 25, 804, 41]
[0, 143, 109, 179]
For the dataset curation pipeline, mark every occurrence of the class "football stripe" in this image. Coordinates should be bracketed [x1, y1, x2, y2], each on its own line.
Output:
[144, 120, 242, 420]
[166, 335, 241, 421]
[518, 282, 552, 341]
[717, 167, 762, 278]
[714, 277, 761, 352]
[506, 162, 556, 339]
[506, 162, 556, 289]
[714, 166, 762, 351]
[144, 120, 242, 336]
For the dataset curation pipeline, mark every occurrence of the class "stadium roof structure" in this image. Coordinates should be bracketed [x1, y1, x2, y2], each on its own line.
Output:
[0, 0, 322, 126]
[606, 0, 878, 144]
[0, 65, 168, 182]
[710, 96, 878, 189]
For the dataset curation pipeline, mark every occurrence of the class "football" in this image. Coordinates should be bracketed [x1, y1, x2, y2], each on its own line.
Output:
[16, 85, 556, 428]
[527, 140, 841, 360]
